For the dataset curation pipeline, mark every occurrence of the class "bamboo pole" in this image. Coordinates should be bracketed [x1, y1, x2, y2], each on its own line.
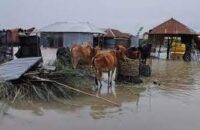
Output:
[30, 76, 120, 107]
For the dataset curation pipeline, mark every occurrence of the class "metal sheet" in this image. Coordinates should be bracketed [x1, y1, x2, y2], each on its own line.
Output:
[38, 22, 105, 34]
[0, 57, 42, 81]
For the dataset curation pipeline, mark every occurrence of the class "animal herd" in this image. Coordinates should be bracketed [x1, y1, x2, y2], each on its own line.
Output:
[66, 43, 152, 90]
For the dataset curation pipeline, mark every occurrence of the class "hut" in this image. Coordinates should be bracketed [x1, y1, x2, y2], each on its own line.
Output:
[0, 28, 36, 63]
[38, 22, 104, 48]
[0, 30, 12, 63]
[15, 33, 41, 58]
[102, 28, 131, 48]
[148, 18, 199, 61]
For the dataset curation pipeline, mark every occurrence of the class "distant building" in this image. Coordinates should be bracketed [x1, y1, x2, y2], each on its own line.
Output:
[143, 32, 149, 40]
[130, 35, 138, 47]
[148, 18, 199, 61]
[102, 28, 131, 48]
[0, 27, 36, 63]
[38, 22, 104, 48]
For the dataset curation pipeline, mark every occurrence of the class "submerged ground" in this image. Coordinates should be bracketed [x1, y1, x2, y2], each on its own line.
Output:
[0, 59, 200, 130]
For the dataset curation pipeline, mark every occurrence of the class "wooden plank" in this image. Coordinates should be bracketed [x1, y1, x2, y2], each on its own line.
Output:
[0, 57, 42, 81]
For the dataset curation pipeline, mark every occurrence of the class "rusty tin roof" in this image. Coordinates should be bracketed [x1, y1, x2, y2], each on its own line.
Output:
[104, 28, 131, 38]
[149, 18, 197, 35]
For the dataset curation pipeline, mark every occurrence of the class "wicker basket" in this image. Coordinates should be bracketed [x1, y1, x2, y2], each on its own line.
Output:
[118, 57, 140, 77]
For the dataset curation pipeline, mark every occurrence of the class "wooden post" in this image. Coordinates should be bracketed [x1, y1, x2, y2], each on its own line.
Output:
[166, 37, 171, 60]
[158, 43, 162, 59]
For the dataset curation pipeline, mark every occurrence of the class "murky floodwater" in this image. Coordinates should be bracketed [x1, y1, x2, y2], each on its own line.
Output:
[0, 60, 200, 130]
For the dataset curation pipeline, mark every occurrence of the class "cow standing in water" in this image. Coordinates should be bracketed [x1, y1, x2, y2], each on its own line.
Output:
[126, 44, 152, 64]
[138, 43, 152, 64]
[92, 50, 117, 88]
[71, 43, 98, 69]
[92, 45, 127, 89]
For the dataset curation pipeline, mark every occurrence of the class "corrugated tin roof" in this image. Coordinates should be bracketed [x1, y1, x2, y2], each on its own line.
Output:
[104, 28, 131, 38]
[38, 22, 104, 34]
[149, 18, 198, 35]
[0, 57, 42, 81]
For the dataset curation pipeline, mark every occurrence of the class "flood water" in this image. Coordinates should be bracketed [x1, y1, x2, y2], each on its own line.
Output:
[0, 60, 200, 130]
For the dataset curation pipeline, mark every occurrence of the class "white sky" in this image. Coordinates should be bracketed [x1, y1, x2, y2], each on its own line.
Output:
[0, 0, 199, 34]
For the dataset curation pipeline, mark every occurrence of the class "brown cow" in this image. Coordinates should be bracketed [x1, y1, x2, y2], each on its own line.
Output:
[126, 44, 152, 64]
[92, 47, 127, 89]
[71, 43, 97, 69]
[115, 45, 127, 60]
[92, 50, 117, 88]
[127, 47, 141, 59]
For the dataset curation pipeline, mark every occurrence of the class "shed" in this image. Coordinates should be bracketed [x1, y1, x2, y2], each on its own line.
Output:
[102, 29, 131, 48]
[148, 18, 199, 61]
[15, 35, 41, 58]
[0, 28, 36, 64]
[38, 22, 104, 48]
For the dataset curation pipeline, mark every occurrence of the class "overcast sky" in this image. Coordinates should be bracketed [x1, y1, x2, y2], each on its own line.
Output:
[0, 0, 199, 34]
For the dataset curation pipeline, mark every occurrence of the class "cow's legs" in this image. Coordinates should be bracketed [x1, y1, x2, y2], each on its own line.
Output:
[109, 68, 116, 87]
[95, 69, 103, 90]
[94, 68, 99, 90]
[94, 77, 100, 91]
[99, 79, 103, 89]
[99, 69, 103, 89]
[72, 58, 79, 69]
[95, 77, 98, 86]
[143, 58, 146, 64]
[108, 71, 110, 87]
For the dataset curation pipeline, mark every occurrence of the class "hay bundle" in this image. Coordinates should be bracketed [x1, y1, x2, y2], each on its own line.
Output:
[118, 57, 140, 77]
[0, 76, 73, 103]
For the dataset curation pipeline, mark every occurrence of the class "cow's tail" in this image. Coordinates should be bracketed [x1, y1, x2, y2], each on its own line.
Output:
[90, 57, 98, 79]
[91, 57, 96, 68]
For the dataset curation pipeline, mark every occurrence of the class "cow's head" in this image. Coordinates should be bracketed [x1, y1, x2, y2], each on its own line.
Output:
[115, 45, 127, 61]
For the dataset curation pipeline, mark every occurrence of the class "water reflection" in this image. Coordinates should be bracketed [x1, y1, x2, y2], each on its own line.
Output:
[0, 60, 200, 130]
[95, 80, 117, 98]
[151, 60, 199, 96]
[0, 85, 141, 121]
